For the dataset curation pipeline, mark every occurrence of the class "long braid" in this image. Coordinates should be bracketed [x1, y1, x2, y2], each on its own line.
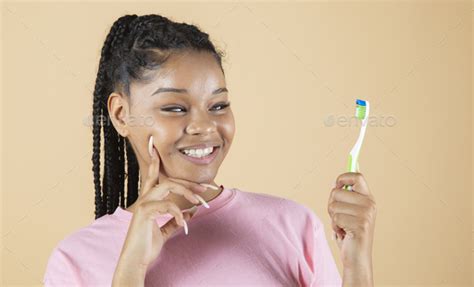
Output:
[103, 115, 121, 213]
[92, 14, 225, 219]
[117, 136, 125, 207]
[103, 116, 113, 214]
[92, 15, 138, 219]
[92, 20, 121, 219]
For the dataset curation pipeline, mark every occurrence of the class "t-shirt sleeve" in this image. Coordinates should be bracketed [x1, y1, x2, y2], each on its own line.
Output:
[300, 211, 342, 287]
[43, 247, 83, 287]
[309, 224, 342, 287]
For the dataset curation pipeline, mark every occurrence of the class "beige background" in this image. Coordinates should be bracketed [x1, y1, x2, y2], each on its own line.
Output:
[1, 1, 472, 286]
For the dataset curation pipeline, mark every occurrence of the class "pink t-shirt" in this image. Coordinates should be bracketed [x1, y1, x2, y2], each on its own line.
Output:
[43, 186, 342, 286]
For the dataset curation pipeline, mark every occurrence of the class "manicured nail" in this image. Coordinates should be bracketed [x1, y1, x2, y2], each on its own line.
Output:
[193, 194, 210, 208]
[199, 183, 219, 190]
[148, 136, 154, 157]
[183, 219, 188, 235]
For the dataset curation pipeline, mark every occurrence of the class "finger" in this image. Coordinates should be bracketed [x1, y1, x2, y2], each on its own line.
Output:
[335, 172, 370, 196]
[146, 181, 202, 206]
[167, 177, 208, 193]
[327, 190, 347, 240]
[160, 214, 183, 240]
[329, 187, 372, 206]
[332, 212, 368, 238]
[328, 201, 367, 218]
[327, 198, 349, 240]
[161, 207, 198, 239]
[141, 199, 186, 227]
[142, 135, 161, 196]
[147, 185, 171, 201]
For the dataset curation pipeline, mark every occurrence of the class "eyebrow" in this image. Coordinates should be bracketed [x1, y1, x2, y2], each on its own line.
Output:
[151, 87, 228, 97]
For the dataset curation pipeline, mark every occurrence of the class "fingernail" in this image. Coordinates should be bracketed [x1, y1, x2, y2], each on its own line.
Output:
[148, 136, 154, 157]
[199, 183, 219, 190]
[193, 194, 210, 208]
[183, 219, 188, 235]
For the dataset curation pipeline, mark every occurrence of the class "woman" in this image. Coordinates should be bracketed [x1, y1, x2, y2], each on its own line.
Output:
[44, 14, 376, 287]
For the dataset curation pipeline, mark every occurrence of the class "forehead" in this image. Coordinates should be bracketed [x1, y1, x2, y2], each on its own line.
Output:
[131, 50, 225, 99]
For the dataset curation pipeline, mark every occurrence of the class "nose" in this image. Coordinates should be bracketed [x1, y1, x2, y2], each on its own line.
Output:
[185, 112, 217, 135]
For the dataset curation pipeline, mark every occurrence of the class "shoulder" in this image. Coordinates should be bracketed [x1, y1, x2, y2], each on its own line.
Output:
[47, 212, 125, 263]
[43, 213, 123, 285]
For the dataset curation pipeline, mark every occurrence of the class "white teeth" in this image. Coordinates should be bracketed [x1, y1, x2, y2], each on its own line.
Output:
[181, 147, 214, 158]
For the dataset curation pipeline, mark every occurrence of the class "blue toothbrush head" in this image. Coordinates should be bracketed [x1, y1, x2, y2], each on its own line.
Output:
[355, 99, 368, 120]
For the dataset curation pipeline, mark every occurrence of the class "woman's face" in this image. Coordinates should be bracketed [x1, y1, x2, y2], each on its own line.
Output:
[110, 50, 235, 184]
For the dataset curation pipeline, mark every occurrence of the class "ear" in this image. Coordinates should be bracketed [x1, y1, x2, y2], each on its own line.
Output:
[107, 92, 130, 137]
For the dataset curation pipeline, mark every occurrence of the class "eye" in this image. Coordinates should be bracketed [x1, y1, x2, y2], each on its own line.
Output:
[161, 102, 231, 113]
[161, 106, 186, 113]
[212, 102, 231, 111]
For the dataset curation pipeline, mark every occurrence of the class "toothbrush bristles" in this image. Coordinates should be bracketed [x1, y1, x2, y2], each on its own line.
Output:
[356, 99, 366, 106]
[355, 99, 368, 120]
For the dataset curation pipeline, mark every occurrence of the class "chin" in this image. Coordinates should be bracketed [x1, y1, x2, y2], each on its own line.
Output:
[166, 166, 217, 183]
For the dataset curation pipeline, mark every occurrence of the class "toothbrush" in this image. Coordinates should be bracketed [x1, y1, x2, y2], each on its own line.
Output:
[344, 99, 370, 191]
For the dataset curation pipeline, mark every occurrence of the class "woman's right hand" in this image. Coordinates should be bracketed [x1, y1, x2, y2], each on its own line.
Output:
[113, 136, 208, 284]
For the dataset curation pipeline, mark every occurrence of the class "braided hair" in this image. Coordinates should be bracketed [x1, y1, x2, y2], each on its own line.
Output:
[92, 14, 225, 219]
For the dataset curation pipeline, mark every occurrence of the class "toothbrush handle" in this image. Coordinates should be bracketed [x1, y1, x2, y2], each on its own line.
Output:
[342, 154, 354, 190]
[343, 161, 360, 191]
[343, 155, 356, 191]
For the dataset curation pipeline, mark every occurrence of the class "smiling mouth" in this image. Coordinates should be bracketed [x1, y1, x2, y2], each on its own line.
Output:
[177, 145, 221, 165]
[178, 146, 220, 158]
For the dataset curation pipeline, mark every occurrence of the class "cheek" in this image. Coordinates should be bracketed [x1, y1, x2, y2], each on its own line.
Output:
[220, 114, 235, 144]
[151, 120, 183, 154]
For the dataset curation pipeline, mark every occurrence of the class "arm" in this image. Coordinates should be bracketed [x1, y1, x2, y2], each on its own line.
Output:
[342, 262, 374, 287]
[329, 173, 377, 287]
[308, 223, 374, 287]
[111, 255, 147, 287]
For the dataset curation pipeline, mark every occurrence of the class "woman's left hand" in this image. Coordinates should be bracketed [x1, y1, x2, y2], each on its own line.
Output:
[328, 172, 377, 271]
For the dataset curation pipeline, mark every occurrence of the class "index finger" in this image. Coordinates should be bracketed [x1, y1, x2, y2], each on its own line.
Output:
[142, 135, 160, 196]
